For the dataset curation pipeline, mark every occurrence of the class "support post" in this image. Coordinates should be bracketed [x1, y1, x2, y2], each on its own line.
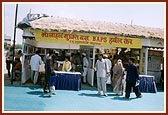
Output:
[11, 4, 18, 84]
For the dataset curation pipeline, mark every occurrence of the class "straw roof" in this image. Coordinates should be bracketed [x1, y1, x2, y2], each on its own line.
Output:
[30, 17, 164, 39]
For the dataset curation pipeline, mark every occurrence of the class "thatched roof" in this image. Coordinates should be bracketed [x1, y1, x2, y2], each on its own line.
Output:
[30, 17, 164, 39]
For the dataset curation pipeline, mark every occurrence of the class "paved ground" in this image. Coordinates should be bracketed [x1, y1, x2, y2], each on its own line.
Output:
[4, 84, 165, 112]
[3, 64, 165, 112]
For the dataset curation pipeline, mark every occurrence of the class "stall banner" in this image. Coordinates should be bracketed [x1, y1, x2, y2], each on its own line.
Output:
[35, 30, 142, 48]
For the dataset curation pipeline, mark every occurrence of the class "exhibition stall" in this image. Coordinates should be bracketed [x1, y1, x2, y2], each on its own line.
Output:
[19, 14, 165, 87]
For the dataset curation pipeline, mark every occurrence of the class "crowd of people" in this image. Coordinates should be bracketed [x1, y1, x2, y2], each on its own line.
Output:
[6, 47, 142, 98]
[28, 49, 88, 96]
[94, 54, 142, 98]
[5, 46, 23, 81]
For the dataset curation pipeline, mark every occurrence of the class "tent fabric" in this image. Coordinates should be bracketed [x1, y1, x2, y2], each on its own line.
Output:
[17, 13, 49, 29]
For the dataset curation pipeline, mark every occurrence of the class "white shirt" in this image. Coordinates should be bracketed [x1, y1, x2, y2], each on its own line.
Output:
[6, 50, 13, 61]
[104, 58, 112, 72]
[30, 54, 42, 71]
[96, 59, 110, 78]
[83, 57, 89, 68]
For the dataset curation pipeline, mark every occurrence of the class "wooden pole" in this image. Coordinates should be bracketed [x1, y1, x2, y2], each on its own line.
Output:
[11, 4, 18, 84]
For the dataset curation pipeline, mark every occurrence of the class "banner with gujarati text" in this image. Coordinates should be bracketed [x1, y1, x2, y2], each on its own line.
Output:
[35, 30, 142, 48]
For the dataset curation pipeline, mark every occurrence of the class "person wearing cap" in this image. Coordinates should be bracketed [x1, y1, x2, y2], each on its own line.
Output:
[82, 53, 89, 83]
[5, 46, 14, 77]
[95, 54, 110, 97]
[125, 57, 142, 99]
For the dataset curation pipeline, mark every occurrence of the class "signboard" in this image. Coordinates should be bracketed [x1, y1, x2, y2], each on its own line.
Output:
[35, 30, 142, 48]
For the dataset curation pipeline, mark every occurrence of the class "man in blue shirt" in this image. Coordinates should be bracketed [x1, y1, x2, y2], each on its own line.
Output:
[125, 57, 142, 99]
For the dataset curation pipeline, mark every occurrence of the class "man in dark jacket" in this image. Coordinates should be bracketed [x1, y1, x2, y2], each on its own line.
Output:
[43, 49, 57, 96]
[125, 57, 142, 99]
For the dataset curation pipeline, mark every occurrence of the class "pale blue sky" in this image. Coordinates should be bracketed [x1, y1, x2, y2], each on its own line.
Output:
[3, 2, 165, 44]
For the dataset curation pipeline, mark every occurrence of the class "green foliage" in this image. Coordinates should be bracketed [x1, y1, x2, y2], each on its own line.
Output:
[15, 44, 22, 49]
[4, 42, 10, 50]
[4, 42, 22, 50]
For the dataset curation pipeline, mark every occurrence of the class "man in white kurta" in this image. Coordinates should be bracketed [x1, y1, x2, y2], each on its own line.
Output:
[104, 54, 112, 71]
[104, 54, 112, 84]
[95, 54, 110, 96]
[82, 53, 89, 83]
[30, 50, 42, 84]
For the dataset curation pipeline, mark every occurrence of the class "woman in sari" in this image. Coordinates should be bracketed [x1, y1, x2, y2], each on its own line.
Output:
[112, 59, 125, 95]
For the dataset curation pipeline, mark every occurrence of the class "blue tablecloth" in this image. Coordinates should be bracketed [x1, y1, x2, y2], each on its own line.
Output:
[50, 71, 81, 91]
[139, 75, 157, 93]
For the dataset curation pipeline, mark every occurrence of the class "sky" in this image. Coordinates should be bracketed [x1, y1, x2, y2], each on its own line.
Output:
[3, 2, 165, 44]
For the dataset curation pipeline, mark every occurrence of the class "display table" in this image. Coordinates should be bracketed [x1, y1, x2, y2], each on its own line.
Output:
[139, 75, 157, 93]
[50, 71, 81, 91]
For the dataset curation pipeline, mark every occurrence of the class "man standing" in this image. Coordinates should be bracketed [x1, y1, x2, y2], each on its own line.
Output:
[103, 54, 112, 84]
[125, 57, 142, 99]
[44, 49, 57, 96]
[6, 46, 14, 78]
[29, 50, 42, 84]
[95, 54, 110, 97]
[82, 53, 89, 83]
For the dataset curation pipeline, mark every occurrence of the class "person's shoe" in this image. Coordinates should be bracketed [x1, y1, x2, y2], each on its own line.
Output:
[124, 96, 129, 99]
[34, 82, 38, 85]
[123, 96, 130, 100]
[49, 92, 52, 97]
[44, 90, 48, 93]
[44, 89, 49, 93]
[82, 82, 86, 84]
[97, 92, 101, 95]
[52, 92, 56, 95]
[137, 95, 142, 98]
[104, 93, 108, 97]
[118, 92, 123, 96]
